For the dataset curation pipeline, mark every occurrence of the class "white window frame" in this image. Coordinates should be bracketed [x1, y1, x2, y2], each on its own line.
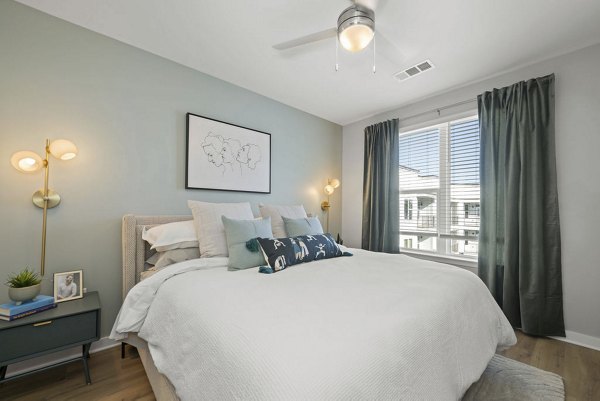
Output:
[398, 111, 479, 270]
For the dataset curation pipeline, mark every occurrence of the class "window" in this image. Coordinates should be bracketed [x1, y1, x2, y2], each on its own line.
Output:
[403, 200, 413, 220]
[399, 115, 480, 259]
[465, 203, 480, 219]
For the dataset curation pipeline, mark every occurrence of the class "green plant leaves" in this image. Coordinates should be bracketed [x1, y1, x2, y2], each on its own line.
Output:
[5, 268, 41, 288]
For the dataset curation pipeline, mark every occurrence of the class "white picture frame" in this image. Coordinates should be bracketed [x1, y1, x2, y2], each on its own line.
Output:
[53, 270, 83, 303]
[186, 113, 271, 193]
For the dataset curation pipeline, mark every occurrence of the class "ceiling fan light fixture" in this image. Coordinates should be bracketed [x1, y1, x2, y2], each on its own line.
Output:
[337, 4, 375, 53]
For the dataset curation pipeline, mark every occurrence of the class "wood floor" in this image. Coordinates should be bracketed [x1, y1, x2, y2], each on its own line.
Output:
[499, 331, 600, 401]
[0, 331, 598, 400]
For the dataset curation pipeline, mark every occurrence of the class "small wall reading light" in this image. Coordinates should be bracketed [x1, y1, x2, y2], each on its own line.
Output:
[321, 178, 341, 233]
[11, 139, 78, 276]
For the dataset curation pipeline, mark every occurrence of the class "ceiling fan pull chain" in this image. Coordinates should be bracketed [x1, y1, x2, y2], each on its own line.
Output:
[372, 34, 376, 74]
[335, 37, 339, 72]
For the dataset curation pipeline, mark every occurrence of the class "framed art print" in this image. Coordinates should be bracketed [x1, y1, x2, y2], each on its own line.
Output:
[186, 113, 271, 193]
[54, 270, 83, 303]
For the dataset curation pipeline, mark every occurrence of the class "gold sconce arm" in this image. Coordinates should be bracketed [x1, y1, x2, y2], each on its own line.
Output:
[37, 140, 58, 276]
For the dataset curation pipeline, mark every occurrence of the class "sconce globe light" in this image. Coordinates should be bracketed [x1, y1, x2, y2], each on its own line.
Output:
[10, 138, 78, 276]
[49, 139, 78, 160]
[321, 178, 341, 210]
[11, 151, 43, 173]
[337, 4, 375, 53]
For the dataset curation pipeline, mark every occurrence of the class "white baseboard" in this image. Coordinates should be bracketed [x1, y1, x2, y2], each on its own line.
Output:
[5, 337, 119, 379]
[550, 330, 600, 352]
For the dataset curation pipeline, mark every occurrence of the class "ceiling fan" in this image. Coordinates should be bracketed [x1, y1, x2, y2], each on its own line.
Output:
[273, 0, 391, 72]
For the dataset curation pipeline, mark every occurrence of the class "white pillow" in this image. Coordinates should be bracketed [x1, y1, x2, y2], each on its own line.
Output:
[142, 220, 197, 252]
[187, 200, 254, 257]
[258, 204, 307, 238]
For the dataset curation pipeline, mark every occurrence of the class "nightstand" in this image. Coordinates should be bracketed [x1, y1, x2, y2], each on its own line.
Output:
[0, 291, 101, 384]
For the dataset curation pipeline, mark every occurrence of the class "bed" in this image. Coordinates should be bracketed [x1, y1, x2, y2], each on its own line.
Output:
[112, 214, 516, 401]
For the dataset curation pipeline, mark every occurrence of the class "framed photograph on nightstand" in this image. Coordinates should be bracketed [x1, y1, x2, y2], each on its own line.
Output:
[54, 270, 83, 303]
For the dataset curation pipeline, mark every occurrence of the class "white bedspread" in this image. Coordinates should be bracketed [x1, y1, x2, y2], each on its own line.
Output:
[111, 249, 516, 401]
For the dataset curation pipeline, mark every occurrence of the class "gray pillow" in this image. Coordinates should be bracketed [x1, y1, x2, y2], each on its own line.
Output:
[282, 216, 324, 237]
[146, 248, 200, 270]
[222, 216, 273, 270]
[146, 252, 161, 266]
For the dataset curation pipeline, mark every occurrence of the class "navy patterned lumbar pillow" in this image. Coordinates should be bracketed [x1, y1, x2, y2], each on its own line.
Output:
[256, 233, 351, 273]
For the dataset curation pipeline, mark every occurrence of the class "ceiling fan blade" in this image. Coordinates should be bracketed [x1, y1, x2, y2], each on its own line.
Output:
[353, 0, 389, 11]
[375, 30, 405, 66]
[273, 28, 337, 51]
[354, 0, 378, 10]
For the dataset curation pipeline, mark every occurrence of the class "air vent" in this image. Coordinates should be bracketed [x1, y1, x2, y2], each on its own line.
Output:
[393, 71, 411, 81]
[405, 67, 420, 76]
[393, 60, 435, 82]
[417, 61, 433, 71]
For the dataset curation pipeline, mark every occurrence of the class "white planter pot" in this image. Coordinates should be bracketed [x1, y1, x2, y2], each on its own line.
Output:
[8, 283, 42, 305]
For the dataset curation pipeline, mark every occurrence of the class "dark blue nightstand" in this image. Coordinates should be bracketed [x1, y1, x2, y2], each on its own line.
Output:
[0, 291, 101, 384]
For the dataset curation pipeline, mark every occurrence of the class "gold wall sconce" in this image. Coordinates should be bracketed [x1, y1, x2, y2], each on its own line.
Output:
[321, 178, 341, 233]
[11, 139, 78, 276]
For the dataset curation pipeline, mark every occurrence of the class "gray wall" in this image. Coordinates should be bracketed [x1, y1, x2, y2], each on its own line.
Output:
[0, 1, 342, 336]
[342, 43, 600, 344]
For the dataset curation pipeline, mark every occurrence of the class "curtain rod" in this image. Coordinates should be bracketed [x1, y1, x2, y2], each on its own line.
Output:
[399, 98, 477, 122]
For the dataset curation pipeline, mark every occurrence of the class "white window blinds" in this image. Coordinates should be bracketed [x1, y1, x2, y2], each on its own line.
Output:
[399, 115, 480, 258]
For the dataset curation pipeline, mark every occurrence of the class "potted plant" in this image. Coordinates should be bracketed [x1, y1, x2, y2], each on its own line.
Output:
[6, 268, 42, 305]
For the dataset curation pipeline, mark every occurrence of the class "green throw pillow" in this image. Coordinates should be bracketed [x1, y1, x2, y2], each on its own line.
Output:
[222, 216, 273, 270]
[282, 216, 324, 237]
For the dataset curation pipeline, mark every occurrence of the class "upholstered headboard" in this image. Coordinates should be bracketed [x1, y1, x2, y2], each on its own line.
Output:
[121, 214, 193, 300]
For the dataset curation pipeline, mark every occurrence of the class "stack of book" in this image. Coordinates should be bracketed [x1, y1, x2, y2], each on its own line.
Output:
[0, 295, 56, 321]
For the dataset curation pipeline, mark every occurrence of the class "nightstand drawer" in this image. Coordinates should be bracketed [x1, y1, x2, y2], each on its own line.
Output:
[0, 311, 98, 363]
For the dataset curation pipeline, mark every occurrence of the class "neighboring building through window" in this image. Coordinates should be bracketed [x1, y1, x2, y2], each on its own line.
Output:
[399, 115, 480, 258]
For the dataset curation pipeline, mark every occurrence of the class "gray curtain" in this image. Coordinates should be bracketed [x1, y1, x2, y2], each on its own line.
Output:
[478, 74, 565, 336]
[362, 119, 400, 253]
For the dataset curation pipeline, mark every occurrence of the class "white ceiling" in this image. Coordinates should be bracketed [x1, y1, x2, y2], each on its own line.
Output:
[17, 0, 600, 125]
